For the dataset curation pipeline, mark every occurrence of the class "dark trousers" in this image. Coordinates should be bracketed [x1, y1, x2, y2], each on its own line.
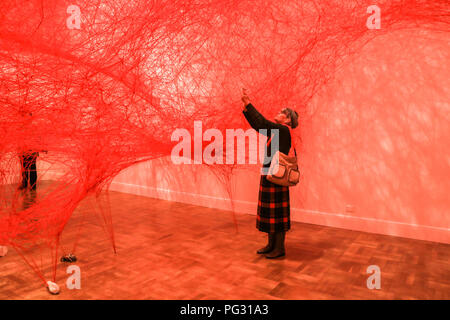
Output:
[20, 153, 37, 190]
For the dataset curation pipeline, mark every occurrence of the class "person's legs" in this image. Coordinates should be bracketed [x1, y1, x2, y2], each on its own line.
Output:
[23, 188, 37, 210]
[18, 155, 29, 189]
[265, 231, 285, 259]
[29, 156, 37, 190]
[257, 232, 275, 254]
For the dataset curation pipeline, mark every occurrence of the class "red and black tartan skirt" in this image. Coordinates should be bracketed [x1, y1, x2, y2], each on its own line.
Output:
[256, 175, 291, 233]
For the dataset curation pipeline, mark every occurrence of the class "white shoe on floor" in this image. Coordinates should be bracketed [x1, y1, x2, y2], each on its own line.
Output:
[47, 281, 60, 295]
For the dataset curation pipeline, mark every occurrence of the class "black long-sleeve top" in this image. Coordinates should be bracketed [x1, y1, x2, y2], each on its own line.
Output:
[243, 103, 292, 168]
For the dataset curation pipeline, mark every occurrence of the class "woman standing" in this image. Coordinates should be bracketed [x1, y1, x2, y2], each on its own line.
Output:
[241, 90, 298, 259]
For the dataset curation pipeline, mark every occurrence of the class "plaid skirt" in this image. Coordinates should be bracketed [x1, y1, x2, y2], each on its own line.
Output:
[256, 175, 291, 233]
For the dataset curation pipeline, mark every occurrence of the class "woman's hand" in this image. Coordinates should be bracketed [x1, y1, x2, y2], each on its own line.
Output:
[241, 88, 251, 107]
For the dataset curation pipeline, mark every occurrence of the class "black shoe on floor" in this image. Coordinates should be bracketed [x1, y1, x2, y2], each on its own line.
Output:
[264, 232, 286, 259]
[257, 233, 275, 254]
[61, 254, 77, 263]
[257, 245, 273, 254]
[265, 250, 285, 259]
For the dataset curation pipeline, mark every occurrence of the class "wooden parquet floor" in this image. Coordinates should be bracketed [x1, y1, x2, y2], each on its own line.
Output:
[0, 186, 449, 300]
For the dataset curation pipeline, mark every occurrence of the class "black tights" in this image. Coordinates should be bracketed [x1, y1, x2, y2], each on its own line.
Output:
[20, 154, 37, 190]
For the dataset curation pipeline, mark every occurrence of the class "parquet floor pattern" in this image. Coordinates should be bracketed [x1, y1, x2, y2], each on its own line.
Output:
[0, 186, 449, 299]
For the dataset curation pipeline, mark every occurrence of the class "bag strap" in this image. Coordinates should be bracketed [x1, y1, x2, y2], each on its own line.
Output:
[266, 134, 273, 147]
[288, 126, 297, 157]
[266, 126, 297, 157]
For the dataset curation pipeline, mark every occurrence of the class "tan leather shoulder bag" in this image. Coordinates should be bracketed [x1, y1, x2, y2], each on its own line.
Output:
[266, 127, 300, 187]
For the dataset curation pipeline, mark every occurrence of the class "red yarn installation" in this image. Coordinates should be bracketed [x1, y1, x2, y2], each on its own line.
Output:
[0, 0, 448, 287]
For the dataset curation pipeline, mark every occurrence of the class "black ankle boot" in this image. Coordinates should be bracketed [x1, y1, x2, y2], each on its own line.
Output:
[265, 232, 285, 259]
[257, 233, 275, 254]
